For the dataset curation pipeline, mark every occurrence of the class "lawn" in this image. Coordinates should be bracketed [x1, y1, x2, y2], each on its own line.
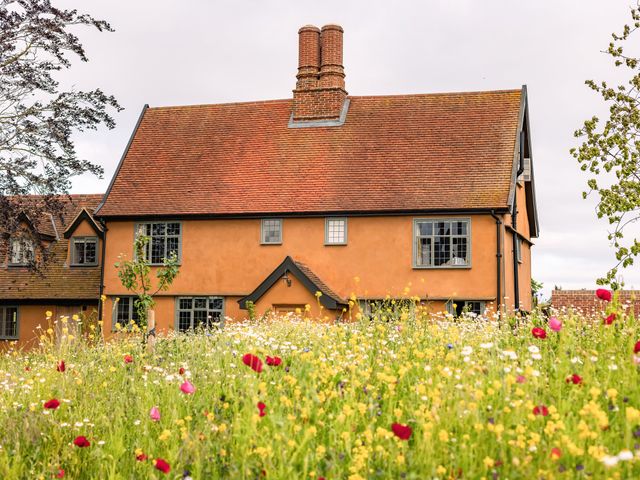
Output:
[0, 295, 639, 479]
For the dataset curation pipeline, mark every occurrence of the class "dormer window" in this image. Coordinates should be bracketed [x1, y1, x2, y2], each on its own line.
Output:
[71, 237, 98, 266]
[9, 238, 34, 266]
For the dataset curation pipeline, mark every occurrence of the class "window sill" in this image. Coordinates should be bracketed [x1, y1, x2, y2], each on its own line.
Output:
[260, 243, 282, 246]
[70, 263, 99, 268]
[324, 243, 347, 246]
[0, 338, 19, 341]
[413, 265, 471, 270]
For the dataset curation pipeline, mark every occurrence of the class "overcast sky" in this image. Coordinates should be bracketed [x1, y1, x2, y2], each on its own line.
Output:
[56, 0, 640, 297]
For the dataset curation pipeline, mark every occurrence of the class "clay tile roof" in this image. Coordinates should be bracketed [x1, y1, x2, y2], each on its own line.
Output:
[0, 194, 103, 301]
[291, 259, 345, 306]
[97, 89, 523, 217]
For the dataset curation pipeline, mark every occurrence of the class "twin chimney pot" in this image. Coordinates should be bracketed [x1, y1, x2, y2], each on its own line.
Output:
[292, 24, 347, 122]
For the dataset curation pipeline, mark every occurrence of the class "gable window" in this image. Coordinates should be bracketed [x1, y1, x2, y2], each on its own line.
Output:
[325, 218, 347, 245]
[71, 237, 98, 266]
[446, 300, 485, 317]
[261, 219, 282, 245]
[414, 219, 470, 268]
[9, 238, 34, 266]
[113, 297, 140, 330]
[515, 236, 523, 263]
[176, 297, 224, 332]
[136, 222, 181, 264]
[0, 306, 18, 340]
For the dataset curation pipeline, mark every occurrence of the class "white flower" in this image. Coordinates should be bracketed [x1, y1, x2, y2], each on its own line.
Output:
[618, 450, 633, 461]
[531, 353, 542, 360]
[531, 370, 540, 377]
[479, 342, 494, 349]
[133, 420, 141, 426]
[502, 350, 517, 360]
[461, 346, 473, 356]
[590, 356, 598, 363]
[602, 455, 619, 467]
[527, 345, 539, 354]
[570, 357, 582, 364]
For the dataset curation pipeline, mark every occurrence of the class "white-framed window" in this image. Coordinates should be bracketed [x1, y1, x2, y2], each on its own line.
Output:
[113, 297, 141, 330]
[325, 217, 347, 245]
[414, 219, 470, 268]
[9, 238, 34, 266]
[446, 300, 485, 317]
[261, 219, 282, 245]
[176, 297, 224, 332]
[0, 306, 18, 340]
[135, 222, 181, 265]
[515, 236, 523, 263]
[71, 237, 98, 266]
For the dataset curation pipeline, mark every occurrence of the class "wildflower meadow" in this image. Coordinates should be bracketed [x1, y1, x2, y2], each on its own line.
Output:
[1, 292, 640, 479]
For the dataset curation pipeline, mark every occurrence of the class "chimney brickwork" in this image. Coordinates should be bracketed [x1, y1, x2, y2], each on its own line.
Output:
[292, 24, 347, 122]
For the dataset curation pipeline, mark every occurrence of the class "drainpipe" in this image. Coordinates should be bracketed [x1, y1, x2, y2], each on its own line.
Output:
[490, 210, 502, 318]
[98, 219, 107, 321]
[512, 130, 526, 311]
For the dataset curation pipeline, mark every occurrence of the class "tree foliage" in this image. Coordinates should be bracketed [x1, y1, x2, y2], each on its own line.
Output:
[115, 234, 180, 329]
[571, 2, 640, 288]
[0, 0, 121, 268]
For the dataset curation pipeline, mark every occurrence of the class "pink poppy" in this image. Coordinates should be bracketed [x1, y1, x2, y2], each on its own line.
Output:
[531, 327, 547, 339]
[549, 317, 562, 332]
[391, 423, 412, 440]
[55, 468, 65, 478]
[265, 356, 282, 367]
[73, 436, 90, 448]
[257, 401, 267, 417]
[596, 289, 612, 301]
[516, 375, 527, 384]
[242, 353, 263, 373]
[180, 380, 196, 394]
[149, 406, 161, 421]
[44, 398, 60, 410]
[533, 405, 549, 417]
[155, 458, 171, 474]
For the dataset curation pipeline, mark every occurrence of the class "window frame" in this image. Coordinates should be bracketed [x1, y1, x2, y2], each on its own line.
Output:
[325, 217, 348, 246]
[174, 296, 225, 332]
[412, 218, 472, 269]
[515, 236, 523, 264]
[111, 296, 141, 331]
[446, 300, 485, 317]
[0, 306, 19, 340]
[70, 236, 99, 266]
[260, 219, 283, 245]
[8, 237, 34, 267]
[134, 221, 183, 266]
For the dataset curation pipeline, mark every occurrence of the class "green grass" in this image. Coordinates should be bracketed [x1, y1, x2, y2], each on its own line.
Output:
[1, 303, 639, 479]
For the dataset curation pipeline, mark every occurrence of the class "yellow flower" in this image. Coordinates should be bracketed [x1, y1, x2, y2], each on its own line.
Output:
[159, 429, 171, 441]
[483, 456, 495, 468]
[45, 311, 53, 318]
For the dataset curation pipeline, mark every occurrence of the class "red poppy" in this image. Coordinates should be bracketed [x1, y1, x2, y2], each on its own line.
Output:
[44, 398, 60, 409]
[73, 436, 90, 448]
[242, 353, 263, 373]
[533, 405, 549, 417]
[566, 374, 582, 385]
[136, 453, 148, 462]
[551, 447, 562, 459]
[391, 423, 412, 440]
[634, 341, 640, 354]
[266, 356, 282, 367]
[123, 355, 133, 364]
[604, 313, 616, 325]
[179, 367, 186, 375]
[531, 327, 547, 339]
[257, 401, 267, 417]
[516, 375, 527, 384]
[596, 289, 612, 302]
[55, 468, 65, 478]
[155, 458, 171, 474]
[24, 366, 31, 372]
[56, 360, 66, 372]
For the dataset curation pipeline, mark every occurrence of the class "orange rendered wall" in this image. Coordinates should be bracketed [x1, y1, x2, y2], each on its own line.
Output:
[102, 214, 506, 332]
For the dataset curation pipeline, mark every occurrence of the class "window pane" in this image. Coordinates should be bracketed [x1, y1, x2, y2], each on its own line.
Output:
[417, 222, 432, 236]
[166, 237, 179, 258]
[209, 311, 222, 327]
[179, 298, 192, 310]
[167, 223, 180, 235]
[152, 223, 165, 236]
[194, 298, 207, 309]
[452, 237, 468, 265]
[435, 222, 450, 236]
[263, 220, 281, 243]
[433, 236, 450, 266]
[3, 308, 17, 337]
[179, 311, 191, 332]
[416, 237, 432, 266]
[327, 219, 346, 244]
[151, 236, 165, 264]
[453, 221, 467, 235]
[211, 298, 223, 310]
[193, 310, 207, 328]
[85, 240, 97, 264]
[74, 241, 86, 264]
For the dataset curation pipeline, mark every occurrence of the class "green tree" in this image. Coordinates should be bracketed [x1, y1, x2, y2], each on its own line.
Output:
[0, 0, 121, 269]
[571, 2, 640, 288]
[115, 234, 179, 329]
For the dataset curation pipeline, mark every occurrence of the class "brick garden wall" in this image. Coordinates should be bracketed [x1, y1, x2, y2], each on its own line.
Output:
[550, 290, 640, 317]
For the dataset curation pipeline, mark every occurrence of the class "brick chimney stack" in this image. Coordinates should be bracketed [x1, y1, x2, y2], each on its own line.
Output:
[292, 24, 348, 122]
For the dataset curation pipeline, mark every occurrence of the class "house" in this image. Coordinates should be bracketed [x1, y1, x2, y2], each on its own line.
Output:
[91, 24, 539, 332]
[0, 195, 104, 347]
